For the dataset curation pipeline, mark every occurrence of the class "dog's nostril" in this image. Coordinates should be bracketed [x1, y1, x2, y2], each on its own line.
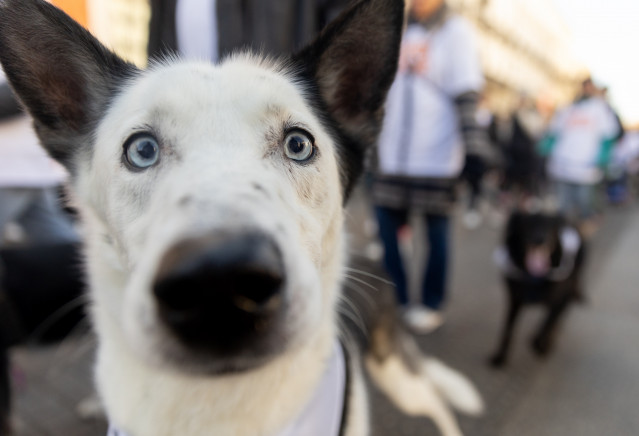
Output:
[228, 271, 283, 314]
[152, 232, 285, 348]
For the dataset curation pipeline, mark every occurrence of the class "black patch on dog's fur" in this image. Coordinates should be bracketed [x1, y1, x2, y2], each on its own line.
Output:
[291, 0, 405, 201]
[0, 0, 138, 171]
[491, 211, 586, 368]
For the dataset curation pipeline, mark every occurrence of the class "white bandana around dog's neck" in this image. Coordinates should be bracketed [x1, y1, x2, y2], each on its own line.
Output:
[107, 341, 347, 436]
[494, 226, 581, 281]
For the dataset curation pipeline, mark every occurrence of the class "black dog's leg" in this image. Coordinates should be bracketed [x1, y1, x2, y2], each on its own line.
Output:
[490, 293, 523, 368]
[531, 295, 573, 357]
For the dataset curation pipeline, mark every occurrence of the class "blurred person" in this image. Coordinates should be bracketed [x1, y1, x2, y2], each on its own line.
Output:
[607, 129, 639, 204]
[599, 86, 628, 205]
[0, 69, 84, 433]
[539, 78, 623, 236]
[372, 0, 488, 333]
[461, 95, 494, 229]
[600, 86, 624, 139]
[490, 95, 546, 207]
[148, 0, 348, 61]
[626, 131, 639, 197]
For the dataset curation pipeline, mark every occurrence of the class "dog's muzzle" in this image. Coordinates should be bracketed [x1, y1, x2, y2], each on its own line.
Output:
[153, 231, 285, 356]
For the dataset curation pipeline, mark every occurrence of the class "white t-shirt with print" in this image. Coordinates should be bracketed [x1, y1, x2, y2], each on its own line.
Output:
[377, 17, 484, 179]
[176, 0, 218, 62]
[547, 97, 619, 184]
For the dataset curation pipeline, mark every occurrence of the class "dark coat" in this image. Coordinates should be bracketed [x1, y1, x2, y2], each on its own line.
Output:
[148, 0, 348, 60]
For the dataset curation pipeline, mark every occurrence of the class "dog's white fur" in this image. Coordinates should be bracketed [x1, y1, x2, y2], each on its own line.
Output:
[0, 1, 485, 434]
[78, 58, 352, 435]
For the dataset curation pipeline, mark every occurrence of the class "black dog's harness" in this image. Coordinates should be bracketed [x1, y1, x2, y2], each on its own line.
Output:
[494, 226, 581, 282]
[108, 341, 350, 436]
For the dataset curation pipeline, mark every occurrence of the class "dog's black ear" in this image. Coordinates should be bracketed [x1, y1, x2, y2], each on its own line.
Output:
[293, 0, 404, 198]
[0, 0, 137, 170]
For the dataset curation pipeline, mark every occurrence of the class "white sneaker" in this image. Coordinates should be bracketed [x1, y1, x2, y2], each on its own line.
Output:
[463, 210, 482, 229]
[403, 306, 444, 334]
[363, 241, 384, 262]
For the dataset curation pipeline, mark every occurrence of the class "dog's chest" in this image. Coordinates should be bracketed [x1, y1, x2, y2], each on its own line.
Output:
[107, 342, 348, 436]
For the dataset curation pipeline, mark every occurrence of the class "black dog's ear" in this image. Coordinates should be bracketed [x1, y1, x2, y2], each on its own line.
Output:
[293, 0, 405, 198]
[0, 0, 137, 170]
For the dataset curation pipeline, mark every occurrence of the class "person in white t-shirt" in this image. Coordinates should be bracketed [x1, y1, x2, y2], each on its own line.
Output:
[372, 0, 488, 333]
[539, 78, 623, 233]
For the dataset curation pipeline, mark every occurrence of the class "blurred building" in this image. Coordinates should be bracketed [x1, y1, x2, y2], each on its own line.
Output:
[49, 0, 89, 27]
[87, 0, 150, 67]
[47, 0, 149, 67]
[448, 0, 588, 115]
[56, 0, 586, 116]
[50, 0, 149, 68]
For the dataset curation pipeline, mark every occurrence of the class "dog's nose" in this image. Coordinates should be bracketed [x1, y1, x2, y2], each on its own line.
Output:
[153, 232, 285, 351]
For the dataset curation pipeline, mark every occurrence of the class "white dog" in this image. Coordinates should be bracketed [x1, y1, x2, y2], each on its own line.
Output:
[0, 1, 483, 435]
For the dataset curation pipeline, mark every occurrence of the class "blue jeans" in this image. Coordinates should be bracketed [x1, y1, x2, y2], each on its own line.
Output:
[554, 181, 596, 220]
[375, 207, 449, 310]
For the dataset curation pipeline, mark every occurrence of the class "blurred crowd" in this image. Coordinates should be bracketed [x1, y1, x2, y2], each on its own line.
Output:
[364, 0, 635, 334]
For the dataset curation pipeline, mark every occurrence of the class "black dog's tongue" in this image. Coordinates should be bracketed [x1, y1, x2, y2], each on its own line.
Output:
[526, 249, 550, 277]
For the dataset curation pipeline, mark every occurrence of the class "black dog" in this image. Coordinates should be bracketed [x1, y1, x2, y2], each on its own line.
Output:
[490, 211, 586, 367]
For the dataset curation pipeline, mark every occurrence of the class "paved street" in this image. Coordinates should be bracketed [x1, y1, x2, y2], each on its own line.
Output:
[354, 193, 639, 436]
[9, 191, 639, 435]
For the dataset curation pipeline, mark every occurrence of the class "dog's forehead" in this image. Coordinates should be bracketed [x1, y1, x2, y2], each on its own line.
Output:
[114, 58, 313, 131]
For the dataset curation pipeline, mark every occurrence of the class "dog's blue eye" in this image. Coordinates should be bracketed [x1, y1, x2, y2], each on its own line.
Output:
[284, 131, 314, 162]
[125, 134, 160, 169]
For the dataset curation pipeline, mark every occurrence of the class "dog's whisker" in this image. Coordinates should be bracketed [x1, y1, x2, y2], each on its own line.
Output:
[342, 281, 376, 312]
[26, 295, 88, 345]
[342, 273, 379, 291]
[63, 323, 96, 359]
[45, 321, 95, 379]
[336, 306, 368, 341]
[337, 294, 368, 339]
[343, 209, 355, 220]
[343, 267, 394, 285]
[336, 324, 361, 358]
